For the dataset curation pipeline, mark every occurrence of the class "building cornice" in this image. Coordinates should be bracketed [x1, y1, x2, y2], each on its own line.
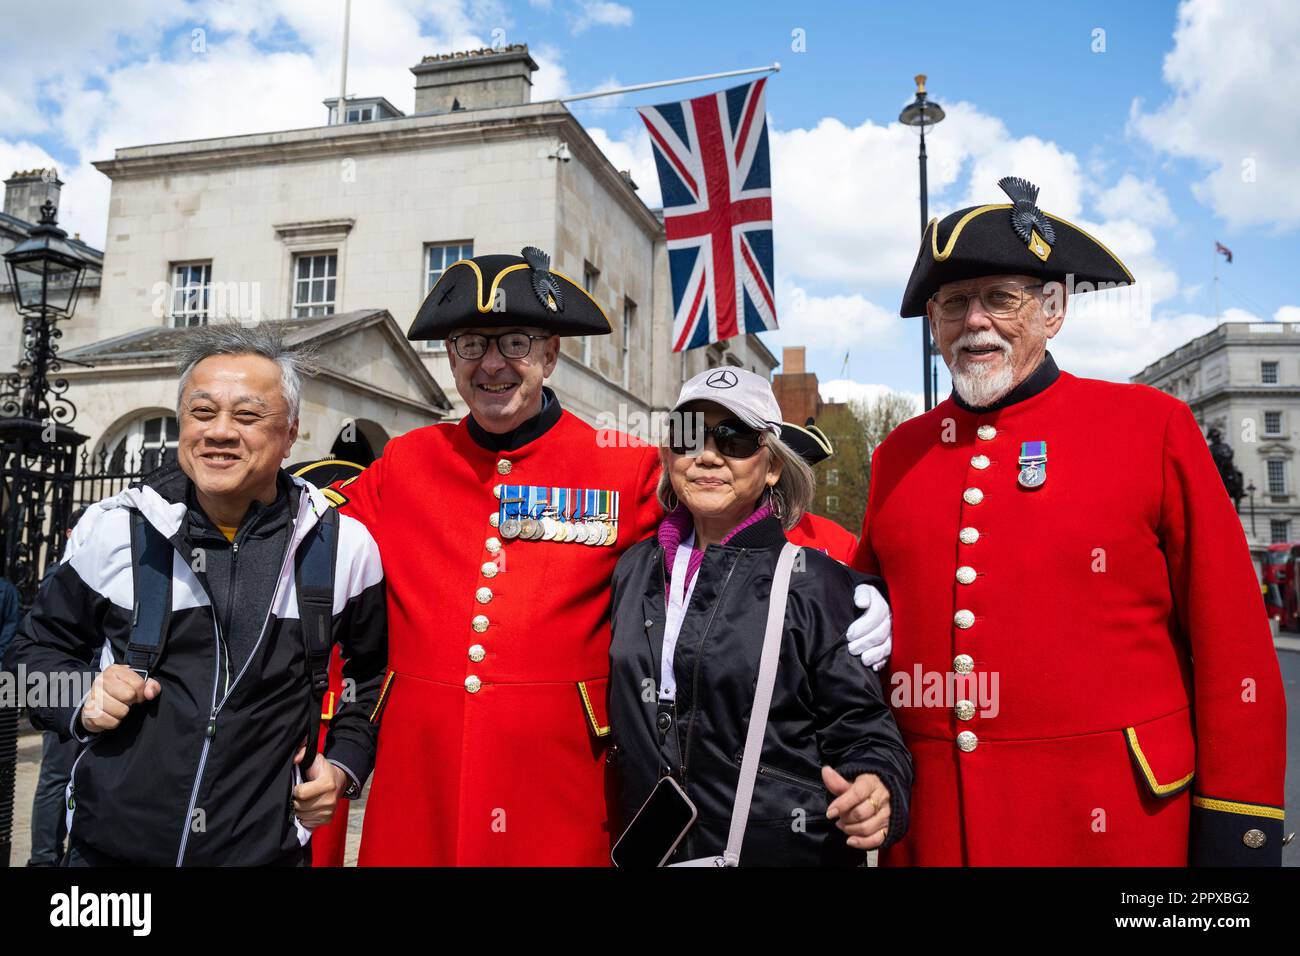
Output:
[91, 102, 664, 240]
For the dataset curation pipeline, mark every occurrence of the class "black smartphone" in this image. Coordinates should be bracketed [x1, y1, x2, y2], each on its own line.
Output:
[611, 775, 698, 868]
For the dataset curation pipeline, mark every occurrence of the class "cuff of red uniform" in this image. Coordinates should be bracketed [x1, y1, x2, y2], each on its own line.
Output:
[1189, 795, 1284, 866]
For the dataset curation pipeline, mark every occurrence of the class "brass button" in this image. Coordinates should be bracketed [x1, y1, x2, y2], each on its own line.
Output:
[957, 731, 979, 752]
[953, 653, 974, 674]
[489, 513, 500, 528]
[465, 675, 482, 694]
[475, 587, 493, 604]
[485, 537, 502, 554]
[1243, 829, 1266, 849]
[497, 459, 512, 475]
[480, 561, 498, 579]
[468, 644, 486, 663]
[963, 488, 984, 506]
[954, 609, 975, 629]
[977, 425, 997, 441]
[493, 484, 504, 499]
[955, 700, 976, 721]
[959, 527, 980, 545]
[472, 615, 489, 633]
[956, 566, 977, 585]
[970, 454, 990, 470]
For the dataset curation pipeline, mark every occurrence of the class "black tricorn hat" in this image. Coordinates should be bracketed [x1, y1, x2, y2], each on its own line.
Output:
[899, 177, 1135, 317]
[407, 246, 612, 341]
[781, 418, 835, 466]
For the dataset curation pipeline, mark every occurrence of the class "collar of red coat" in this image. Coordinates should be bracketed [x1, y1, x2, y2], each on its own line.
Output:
[951, 350, 1060, 413]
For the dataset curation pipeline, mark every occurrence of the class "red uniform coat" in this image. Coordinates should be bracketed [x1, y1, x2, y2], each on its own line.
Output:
[852, 367, 1287, 866]
[335, 408, 661, 865]
[788, 512, 858, 564]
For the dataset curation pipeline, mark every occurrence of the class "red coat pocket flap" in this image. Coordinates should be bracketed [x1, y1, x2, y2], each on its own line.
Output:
[1125, 707, 1195, 798]
[577, 678, 611, 738]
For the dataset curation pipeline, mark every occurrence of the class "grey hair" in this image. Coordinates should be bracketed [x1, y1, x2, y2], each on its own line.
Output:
[656, 428, 815, 532]
[175, 323, 317, 423]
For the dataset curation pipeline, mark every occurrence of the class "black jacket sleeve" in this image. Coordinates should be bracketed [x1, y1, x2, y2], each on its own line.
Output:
[321, 515, 388, 795]
[5, 518, 131, 742]
[792, 555, 913, 848]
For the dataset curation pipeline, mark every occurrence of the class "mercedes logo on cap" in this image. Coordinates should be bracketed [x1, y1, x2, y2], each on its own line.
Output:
[706, 370, 739, 389]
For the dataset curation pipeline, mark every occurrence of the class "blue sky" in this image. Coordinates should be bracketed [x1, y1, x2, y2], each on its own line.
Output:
[3, 0, 1296, 405]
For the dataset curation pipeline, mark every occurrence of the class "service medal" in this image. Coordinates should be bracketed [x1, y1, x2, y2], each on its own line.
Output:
[541, 515, 559, 540]
[501, 516, 521, 539]
[520, 517, 539, 539]
[1017, 440, 1048, 489]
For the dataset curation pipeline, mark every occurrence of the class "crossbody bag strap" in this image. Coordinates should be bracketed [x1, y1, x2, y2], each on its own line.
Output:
[721, 542, 801, 867]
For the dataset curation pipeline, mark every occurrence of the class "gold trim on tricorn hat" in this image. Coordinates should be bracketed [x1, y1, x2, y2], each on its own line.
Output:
[899, 177, 1135, 317]
[407, 246, 612, 340]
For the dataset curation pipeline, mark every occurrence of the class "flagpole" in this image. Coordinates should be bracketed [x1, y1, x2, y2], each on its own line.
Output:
[337, 0, 351, 123]
[558, 63, 781, 103]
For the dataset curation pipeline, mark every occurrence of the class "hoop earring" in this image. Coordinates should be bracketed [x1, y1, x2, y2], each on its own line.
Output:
[767, 487, 784, 520]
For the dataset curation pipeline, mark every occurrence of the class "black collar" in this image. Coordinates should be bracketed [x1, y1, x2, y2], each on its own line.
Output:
[952, 351, 1060, 413]
[466, 386, 563, 452]
[709, 515, 788, 551]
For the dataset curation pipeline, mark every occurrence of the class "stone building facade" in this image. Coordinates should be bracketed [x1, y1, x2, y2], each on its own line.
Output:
[1132, 321, 1300, 548]
[13, 43, 777, 471]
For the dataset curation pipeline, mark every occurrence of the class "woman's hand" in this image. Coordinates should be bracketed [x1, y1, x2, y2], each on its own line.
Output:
[823, 766, 891, 850]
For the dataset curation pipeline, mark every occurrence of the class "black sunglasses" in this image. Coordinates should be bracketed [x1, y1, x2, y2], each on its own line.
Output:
[668, 417, 764, 458]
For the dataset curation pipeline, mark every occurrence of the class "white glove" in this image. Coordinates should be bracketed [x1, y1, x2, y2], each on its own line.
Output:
[846, 583, 891, 672]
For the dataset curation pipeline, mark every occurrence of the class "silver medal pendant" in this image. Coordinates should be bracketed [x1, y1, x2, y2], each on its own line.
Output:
[1018, 463, 1045, 488]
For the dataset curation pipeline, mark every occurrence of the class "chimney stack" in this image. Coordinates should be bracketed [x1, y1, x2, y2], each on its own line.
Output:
[411, 44, 540, 114]
[4, 168, 62, 224]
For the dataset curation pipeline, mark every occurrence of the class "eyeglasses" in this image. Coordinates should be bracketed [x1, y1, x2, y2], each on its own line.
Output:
[930, 283, 1043, 322]
[667, 417, 765, 458]
[447, 331, 550, 360]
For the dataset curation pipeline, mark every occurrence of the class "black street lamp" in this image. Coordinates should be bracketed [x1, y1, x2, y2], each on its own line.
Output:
[1246, 480, 1257, 537]
[0, 199, 91, 867]
[900, 74, 945, 411]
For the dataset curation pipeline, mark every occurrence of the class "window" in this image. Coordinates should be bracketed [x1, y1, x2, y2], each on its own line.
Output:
[422, 242, 473, 350]
[346, 106, 374, 123]
[169, 262, 212, 327]
[1265, 411, 1283, 436]
[1268, 459, 1286, 495]
[621, 298, 636, 389]
[582, 263, 599, 367]
[292, 253, 337, 317]
[105, 415, 179, 474]
[825, 495, 839, 512]
[1261, 361, 1279, 384]
[826, 469, 839, 487]
[1271, 519, 1291, 544]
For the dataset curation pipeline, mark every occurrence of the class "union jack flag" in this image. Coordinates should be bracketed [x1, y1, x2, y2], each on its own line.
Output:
[638, 78, 777, 351]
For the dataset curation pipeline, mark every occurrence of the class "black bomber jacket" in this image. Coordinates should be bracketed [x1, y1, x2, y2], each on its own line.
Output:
[608, 515, 913, 866]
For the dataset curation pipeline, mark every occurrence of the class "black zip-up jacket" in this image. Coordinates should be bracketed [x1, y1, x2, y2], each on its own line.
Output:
[608, 516, 912, 866]
[6, 466, 388, 866]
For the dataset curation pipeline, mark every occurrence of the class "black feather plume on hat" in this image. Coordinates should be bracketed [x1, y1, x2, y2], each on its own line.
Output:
[998, 176, 1056, 246]
[522, 245, 564, 313]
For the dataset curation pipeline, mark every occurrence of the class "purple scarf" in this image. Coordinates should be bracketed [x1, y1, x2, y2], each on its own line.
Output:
[658, 502, 773, 601]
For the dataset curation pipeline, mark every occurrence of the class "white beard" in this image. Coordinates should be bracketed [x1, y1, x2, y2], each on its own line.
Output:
[946, 332, 1016, 407]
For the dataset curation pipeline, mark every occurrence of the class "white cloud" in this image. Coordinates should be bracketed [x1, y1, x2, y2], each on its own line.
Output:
[819, 379, 923, 416]
[1130, 0, 1300, 230]
[0, 0, 497, 246]
[1095, 174, 1176, 228]
[1275, 306, 1300, 324]
[584, 124, 659, 206]
[776, 283, 901, 350]
[571, 1, 633, 35]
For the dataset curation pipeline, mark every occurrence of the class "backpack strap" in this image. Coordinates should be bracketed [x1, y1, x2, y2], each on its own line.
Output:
[126, 510, 174, 679]
[295, 505, 339, 766]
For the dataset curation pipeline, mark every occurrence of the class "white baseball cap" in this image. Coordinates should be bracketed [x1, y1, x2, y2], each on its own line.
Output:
[670, 367, 783, 436]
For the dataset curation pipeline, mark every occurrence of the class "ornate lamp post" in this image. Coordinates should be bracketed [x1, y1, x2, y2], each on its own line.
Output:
[0, 199, 91, 867]
[900, 74, 946, 411]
